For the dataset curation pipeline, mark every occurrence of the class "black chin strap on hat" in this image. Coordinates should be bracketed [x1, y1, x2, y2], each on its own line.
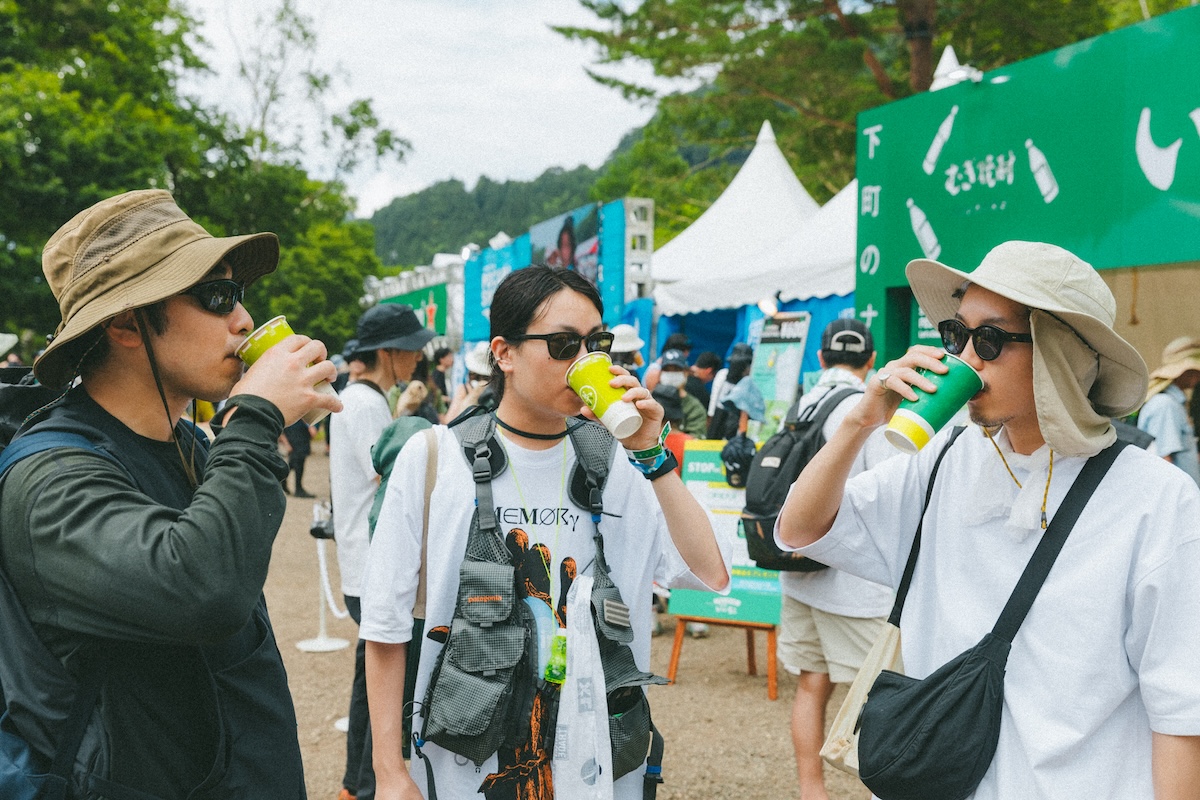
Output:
[135, 308, 198, 488]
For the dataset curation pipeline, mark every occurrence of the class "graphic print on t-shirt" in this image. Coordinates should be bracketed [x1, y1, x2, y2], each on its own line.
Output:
[478, 520, 582, 800]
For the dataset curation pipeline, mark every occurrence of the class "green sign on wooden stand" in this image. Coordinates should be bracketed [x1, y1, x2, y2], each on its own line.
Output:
[668, 440, 782, 625]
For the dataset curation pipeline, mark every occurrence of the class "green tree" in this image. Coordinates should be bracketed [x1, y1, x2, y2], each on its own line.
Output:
[563, 0, 1184, 242]
[251, 219, 381, 352]
[0, 0, 398, 362]
[0, 0, 212, 340]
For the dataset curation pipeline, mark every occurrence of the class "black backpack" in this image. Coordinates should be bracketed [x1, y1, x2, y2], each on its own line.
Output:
[741, 387, 861, 572]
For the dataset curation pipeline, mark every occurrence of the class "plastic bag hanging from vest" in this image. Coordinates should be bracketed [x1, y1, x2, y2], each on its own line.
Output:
[552, 575, 614, 799]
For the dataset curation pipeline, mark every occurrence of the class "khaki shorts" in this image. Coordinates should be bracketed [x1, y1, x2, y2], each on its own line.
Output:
[777, 595, 887, 684]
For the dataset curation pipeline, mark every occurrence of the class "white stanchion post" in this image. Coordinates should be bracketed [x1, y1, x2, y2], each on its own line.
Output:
[297, 538, 350, 653]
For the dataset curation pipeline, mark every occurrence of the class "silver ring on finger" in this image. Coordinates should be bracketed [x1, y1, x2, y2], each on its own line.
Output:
[876, 371, 892, 384]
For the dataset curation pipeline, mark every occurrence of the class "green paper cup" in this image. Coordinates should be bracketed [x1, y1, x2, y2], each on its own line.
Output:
[565, 352, 643, 440]
[236, 315, 338, 425]
[884, 353, 982, 454]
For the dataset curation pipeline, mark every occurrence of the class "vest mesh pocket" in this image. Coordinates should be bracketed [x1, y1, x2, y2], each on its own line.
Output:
[607, 686, 652, 780]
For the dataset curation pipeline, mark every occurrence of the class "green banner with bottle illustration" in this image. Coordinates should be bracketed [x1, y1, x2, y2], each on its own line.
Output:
[854, 7, 1200, 360]
[667, 440, 782, 625]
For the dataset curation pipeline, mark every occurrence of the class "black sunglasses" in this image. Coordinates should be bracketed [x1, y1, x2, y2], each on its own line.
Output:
[182, 279, 245, 315]
[511, 330, 615, 361]
[938, 319, 1032, 361]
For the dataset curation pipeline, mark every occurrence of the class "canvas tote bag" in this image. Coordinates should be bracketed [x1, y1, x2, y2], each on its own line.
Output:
[819, 621, 902, 775]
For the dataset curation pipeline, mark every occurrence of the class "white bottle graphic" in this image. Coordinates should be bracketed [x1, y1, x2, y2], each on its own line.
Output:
[923, 105, 959, 175]
[1025, 139, 1059, 203]
[907, 199, 941, 259]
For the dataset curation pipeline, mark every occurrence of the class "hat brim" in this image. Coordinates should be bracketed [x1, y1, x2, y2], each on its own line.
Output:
[1146, 356, 1200, 400]
[612, 337, 645, 353]
[0, 333, 17, 357]
[35, 232, 278, 389]
[906, 257, 1149, 417]
[359, 327, 437, 354]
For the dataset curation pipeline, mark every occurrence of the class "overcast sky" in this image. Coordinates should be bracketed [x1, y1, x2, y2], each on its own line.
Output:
[182, 1, 672, 217]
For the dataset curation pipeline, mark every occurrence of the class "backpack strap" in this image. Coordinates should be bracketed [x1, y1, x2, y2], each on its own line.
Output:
[451, 412, 507, 539]
[989, 439, 1128, 642]
[889, 425, 966, 625]
[796, 386, 863, 431]
[0, 431, 122, 477]
[565, 419, 615, 521]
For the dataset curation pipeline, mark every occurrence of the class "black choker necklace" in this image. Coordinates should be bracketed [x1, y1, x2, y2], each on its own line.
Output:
[493, 414, 584, 441]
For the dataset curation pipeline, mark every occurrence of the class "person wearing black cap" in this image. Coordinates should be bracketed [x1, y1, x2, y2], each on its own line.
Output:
[776, 317, 894, 800]
[0, 189, 339, 798]
[330, 303, 435, 800]
[644, 331, 692, 391]
[658, 349, 708, 436]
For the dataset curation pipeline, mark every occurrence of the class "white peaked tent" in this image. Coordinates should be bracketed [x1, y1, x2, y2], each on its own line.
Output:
[655, 180, 858, 316]
[650, 120, 819, 285]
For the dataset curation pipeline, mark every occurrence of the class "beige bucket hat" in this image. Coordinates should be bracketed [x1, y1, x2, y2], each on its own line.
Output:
[1146, 336, 1200, 400]
[34, 189, 279, 390]
[907, 241, 1150, 457]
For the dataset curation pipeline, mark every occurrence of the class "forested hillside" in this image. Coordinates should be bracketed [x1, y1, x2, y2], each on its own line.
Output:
[371, 164, 603, 267]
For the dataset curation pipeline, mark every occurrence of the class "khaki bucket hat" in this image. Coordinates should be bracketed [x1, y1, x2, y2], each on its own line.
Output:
[35, 189, 279, 390]
[907, 241, 1150, 456]
[1146, 336, 1200, 400]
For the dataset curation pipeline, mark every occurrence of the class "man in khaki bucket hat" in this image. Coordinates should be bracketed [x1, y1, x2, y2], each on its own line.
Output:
[778, 241, 1200, 797]
[1, 189, 340, 797]
[1137, 336, 1200, 486]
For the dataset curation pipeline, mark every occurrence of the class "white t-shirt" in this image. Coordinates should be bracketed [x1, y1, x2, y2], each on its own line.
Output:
[784, 424, 1200, 799]
[361, 424, 731, 799]
[330, 381, 392, 597]
[778, 368, 895, 617]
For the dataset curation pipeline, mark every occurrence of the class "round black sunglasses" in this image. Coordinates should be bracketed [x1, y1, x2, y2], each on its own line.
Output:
[182, 279, 245, 315]
[509, 330, 615, 360]
[938, 319, 1032, 361]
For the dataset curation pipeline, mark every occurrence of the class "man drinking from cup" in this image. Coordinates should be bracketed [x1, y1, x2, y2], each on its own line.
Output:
[776, 241, 1200, 797]
[0, 189, 340, 798]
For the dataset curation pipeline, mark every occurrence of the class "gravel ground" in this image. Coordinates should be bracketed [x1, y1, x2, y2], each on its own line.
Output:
[266, 452, 870, 800]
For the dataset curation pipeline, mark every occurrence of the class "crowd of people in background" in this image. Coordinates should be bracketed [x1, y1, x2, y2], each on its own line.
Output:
[2, 187, 1199, 800]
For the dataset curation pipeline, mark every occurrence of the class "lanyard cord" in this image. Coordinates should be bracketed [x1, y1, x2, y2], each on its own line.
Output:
[983, 427, 1055, 529]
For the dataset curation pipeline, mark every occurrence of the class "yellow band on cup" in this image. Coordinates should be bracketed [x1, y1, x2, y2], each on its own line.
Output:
[885, 409, 936, 454]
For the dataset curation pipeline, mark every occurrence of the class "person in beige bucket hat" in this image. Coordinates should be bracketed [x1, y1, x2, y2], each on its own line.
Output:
[778, 242, 1200, 797]
[1137, 336, 1200, 485]
[0, 189, 341, 797]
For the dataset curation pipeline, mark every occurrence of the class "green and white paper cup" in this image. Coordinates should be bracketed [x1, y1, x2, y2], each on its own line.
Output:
[236, 315, 339, 425]
[565, 352, 643, 440]
[884, 353, 982, 454]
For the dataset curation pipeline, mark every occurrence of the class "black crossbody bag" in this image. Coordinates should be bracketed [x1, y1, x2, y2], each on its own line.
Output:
[856, 438, 1127, 800]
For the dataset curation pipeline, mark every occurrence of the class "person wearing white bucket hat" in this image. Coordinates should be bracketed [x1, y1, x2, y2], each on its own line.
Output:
[609, 323, 646, 372]
[1, 189, 340, 798]
[778, 241, 1200, 798]
[1137, 336, 1200, 486]
[445, 340, 498, 421]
